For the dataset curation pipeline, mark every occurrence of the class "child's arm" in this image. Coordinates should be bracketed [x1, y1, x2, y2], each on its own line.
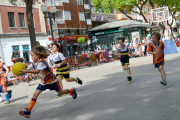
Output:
[19, 69, 40, 74]
[53, 59, 67, 69]
[3, 64, 9, 77]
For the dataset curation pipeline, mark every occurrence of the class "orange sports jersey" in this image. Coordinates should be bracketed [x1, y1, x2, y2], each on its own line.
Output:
[32, 59, 56, 84]
[147, 41, 165, 65]
[0, 62, 6, 86]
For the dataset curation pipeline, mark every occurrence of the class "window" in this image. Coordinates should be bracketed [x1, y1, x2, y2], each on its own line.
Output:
[8, 12, 15, 27]
[148, 8, 150, 13]
[18, 13, 25, 27]
[79, 12, 85, 21]
[144, 7, 146, 12]
[77, 0, 83, 5]
[134, 6, 137, 11]
[149, 19, 151, 24]
[91, 7, 95, 13]
[64, 11, 71, 20]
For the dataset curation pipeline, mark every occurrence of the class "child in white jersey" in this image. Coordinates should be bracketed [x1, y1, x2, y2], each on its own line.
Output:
[52, 44, 83, 98]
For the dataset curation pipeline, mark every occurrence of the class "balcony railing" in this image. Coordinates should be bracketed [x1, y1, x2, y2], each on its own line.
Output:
[86, 19, 92, 25]
[84, 4, 90, 9]
[54, 0, 62, 6]
[56, 18, 65, 24]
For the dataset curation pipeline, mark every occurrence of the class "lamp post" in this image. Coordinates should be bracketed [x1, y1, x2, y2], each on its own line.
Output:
[41, 4, 57, 43]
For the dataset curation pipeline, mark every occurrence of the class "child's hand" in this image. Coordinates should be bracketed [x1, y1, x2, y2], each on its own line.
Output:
[19, 69, 27, 75]
[53, 65, 58, 69]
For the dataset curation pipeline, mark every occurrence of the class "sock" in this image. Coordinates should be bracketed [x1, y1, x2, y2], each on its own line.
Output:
[28, 98, 36, 111]
[67, 89, 74, 94]
[4, 94, 9, 101]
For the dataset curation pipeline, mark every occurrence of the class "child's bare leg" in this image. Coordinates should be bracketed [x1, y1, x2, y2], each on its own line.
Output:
[24, 76, 29, 83]
[57, 76, 63, 90]
[126, 65, 131, 76]
[66, 78, 76, 82]
[158, 65, 166, 80]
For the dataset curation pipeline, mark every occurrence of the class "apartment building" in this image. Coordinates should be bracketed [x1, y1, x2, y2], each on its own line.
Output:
[0, 0, 47, 66]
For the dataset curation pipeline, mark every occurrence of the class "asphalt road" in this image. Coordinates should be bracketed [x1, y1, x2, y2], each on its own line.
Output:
[1, 53, 180, 120]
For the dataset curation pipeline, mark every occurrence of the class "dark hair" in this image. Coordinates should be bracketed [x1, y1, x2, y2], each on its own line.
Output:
[151, 32, 161, 40]
[31, 46, 49, 59]
[53, 43, 63, 53]
[15, 49, 18, 51]
[117, 37, 125, 42]
[88, 46, 91, 48]
[112, 41, 115, 46]
[15, 58, 24, 63]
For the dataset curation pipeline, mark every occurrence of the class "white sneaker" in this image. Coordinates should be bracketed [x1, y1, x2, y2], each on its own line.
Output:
[26, 83, 30, 87]
[0, 96, 2, 102]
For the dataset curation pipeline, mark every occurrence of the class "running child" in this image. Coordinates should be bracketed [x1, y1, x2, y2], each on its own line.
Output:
[51, 44, 82, 98]
[15, 58, 30, 86]
[115, 37, 132, 82]
[19, 46, 77, 118]
[0, 61, 12, 104]
[147, 32, 167, 85]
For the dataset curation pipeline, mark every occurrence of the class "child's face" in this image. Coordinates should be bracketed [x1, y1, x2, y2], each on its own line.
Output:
[30, 51, 39, 63]
[118, 40, 124, 47]
[152, 35, 158, 43]
[88, 48, 91, 50]
[52, 45, 58, 52]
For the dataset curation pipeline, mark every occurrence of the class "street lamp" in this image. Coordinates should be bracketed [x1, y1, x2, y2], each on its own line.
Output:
[41, 4, 57, 43]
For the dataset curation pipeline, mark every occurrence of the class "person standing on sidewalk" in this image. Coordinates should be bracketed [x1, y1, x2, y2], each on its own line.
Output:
[147, 32, 167, 86]
[111, 41, 116, 60]
[116, 37, 132, 83]
[52, 44, 83, 98]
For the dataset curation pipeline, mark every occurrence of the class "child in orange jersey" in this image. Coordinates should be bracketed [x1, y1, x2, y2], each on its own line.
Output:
[147, 32, 167, 85]
[18, 46, 77, 118]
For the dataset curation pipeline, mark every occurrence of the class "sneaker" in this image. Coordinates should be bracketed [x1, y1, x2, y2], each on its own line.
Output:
[55, 94, 65, 98]
[160, 80, 167, 86]
[76, 77, 83, 85]
[70, 87, 77, 99]
[19, 108, 31, 118]
[26, 83, 30, 87]
[4, 101, 11, 105]
[127, 76, 132, 83]
[0, 95, 2, 102]
[8, 90, 12, 99]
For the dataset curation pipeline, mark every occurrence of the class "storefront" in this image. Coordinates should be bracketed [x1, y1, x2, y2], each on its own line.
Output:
[89, 20, 160, 49]
[47, 35, 90, 56]
[0, 34, 47, 66]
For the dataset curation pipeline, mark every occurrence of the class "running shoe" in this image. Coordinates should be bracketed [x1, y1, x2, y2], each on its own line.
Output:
[55, 94, 65, 98]
[70, 87, 77, 99]
[127, 76, 132, 83]
[19, 108, 31, 118]
[8, 90, 12, 99]
[160, 80, 167, 86]
[4, 101, 11, 105]
[76, 77, 83, 85]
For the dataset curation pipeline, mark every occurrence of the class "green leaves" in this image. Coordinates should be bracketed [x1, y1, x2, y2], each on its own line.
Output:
[77, 37, 86, 43]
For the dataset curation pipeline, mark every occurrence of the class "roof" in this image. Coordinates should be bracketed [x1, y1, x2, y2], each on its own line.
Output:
[88, 20, 160, 32]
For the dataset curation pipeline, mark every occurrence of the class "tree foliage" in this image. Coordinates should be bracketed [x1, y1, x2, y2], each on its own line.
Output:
[77, 37, 86, 43]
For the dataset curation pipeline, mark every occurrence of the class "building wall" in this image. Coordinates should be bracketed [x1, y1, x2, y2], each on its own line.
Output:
[0, 36, 47, 66]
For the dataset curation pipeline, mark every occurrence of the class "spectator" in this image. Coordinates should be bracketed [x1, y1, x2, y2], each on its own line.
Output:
[160, 31, 164, 41]
[102, 42, 108, 61]
[85, 46, 93, 66]
[11, 49, 20, 63]
[48, 43, 53, 51]
[94, 44, 101, 64]
[144, 42, 147, 56]
[125, 40, 129, 46]
[142, 43, 145, 56]
[102, 42, 108, 51]
[111, 41, 116, 60]
[98, 44, 102, 50]
[130, 43, 135, 55]
[108, 49, 114, 61]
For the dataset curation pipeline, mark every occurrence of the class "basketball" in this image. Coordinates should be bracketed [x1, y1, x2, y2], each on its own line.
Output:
[12, 62, 27, 76]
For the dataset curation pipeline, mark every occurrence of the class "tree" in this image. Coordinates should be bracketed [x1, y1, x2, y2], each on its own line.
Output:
[77, 37, 86, 53]
[8, 0, 41, 48]
[92, 0, 149, 23]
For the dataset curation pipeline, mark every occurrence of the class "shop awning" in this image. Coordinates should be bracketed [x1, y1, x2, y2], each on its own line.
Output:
[88, 20, 161, 32]
[48, 35, 90, 41]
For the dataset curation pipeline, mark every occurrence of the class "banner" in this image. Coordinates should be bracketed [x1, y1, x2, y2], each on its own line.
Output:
[164, 40, 179, 55]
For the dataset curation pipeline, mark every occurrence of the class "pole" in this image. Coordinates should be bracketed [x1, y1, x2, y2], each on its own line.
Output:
[48, 12, 54, 44]
[64, 30, 68, 57]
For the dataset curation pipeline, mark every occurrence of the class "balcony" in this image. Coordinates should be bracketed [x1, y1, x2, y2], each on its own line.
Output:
[91, 12, 116, 22]
[84, 4, 90, 9]
[86, 19, 92, 25]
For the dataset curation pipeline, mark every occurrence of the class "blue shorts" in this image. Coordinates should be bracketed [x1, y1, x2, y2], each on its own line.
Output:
[0, 85, 2, 93]
[120, 56, 130, 67]
[23, 73, 28, 78]
[36, 81, 61, 91]
[155, 61, 163, 68]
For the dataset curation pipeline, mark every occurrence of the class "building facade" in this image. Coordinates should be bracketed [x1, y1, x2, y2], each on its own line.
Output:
[0, 0, 47, 66]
